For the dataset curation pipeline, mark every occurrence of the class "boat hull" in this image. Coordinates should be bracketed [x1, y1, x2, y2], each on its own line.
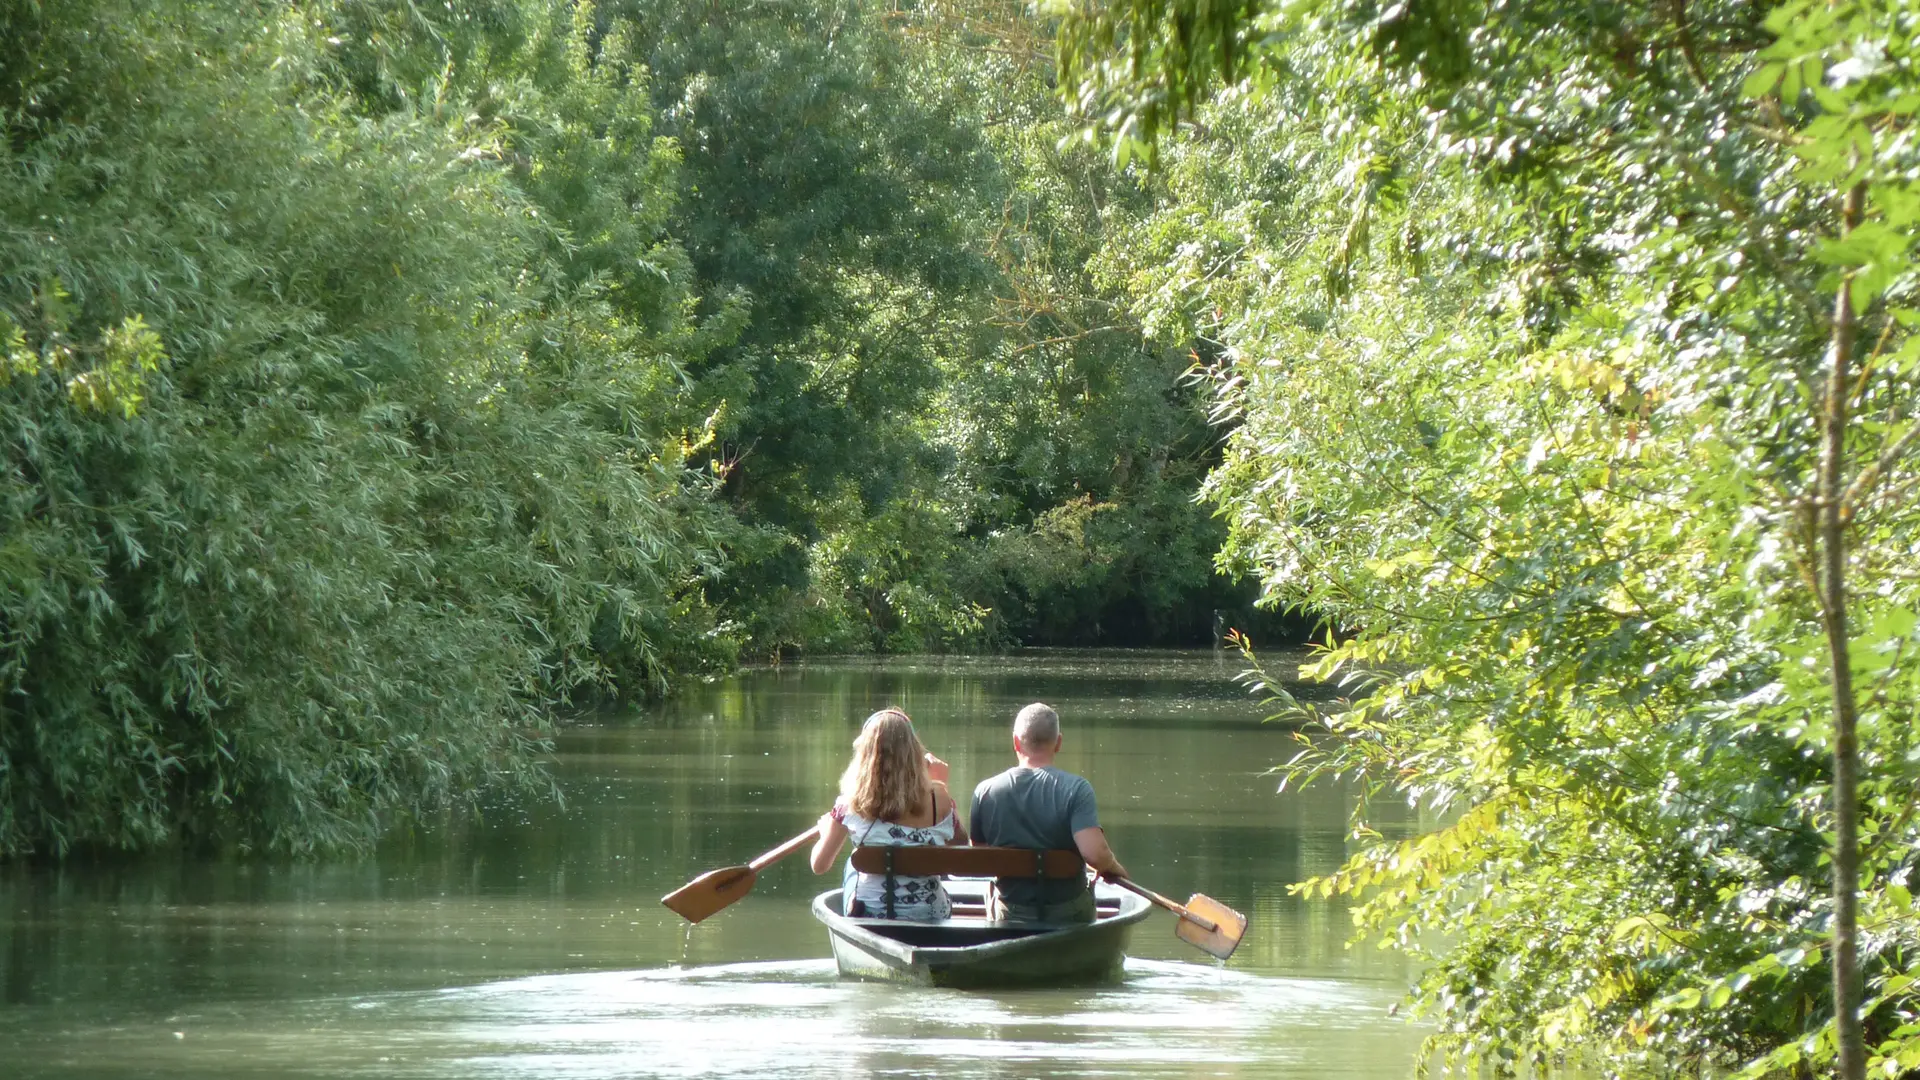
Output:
[812, 880, 1151, 989]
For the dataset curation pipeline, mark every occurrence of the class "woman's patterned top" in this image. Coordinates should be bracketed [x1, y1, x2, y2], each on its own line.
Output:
[834, 797, 959, 921]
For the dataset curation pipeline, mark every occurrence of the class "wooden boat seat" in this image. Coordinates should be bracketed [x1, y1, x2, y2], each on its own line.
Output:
[848, 845, 1084, 879]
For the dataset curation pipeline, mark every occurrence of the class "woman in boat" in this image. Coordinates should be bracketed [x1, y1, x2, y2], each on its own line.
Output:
[810, 707, 969, 920]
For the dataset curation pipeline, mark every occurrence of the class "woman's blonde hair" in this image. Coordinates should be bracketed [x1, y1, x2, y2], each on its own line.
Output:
[840, 708, 931, 823]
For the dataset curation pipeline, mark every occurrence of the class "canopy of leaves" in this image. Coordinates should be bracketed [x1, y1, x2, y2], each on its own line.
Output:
[1066, 0, 1920, 1075]
[0, 0, 725, 855]
[605, 0, 1270, 653]
[0, 0, 1286, 857]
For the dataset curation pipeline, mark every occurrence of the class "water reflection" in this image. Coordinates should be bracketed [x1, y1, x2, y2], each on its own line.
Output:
[1, 649, 1426, 1077]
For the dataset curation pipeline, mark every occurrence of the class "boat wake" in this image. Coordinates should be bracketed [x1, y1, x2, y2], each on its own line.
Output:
[389, 959, 1412, 1078]
[8, 961, 1418, 1079]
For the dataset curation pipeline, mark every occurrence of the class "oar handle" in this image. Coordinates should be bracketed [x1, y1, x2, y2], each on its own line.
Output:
[749, 824, 822, 872]
[1102, 875, 1221, 934]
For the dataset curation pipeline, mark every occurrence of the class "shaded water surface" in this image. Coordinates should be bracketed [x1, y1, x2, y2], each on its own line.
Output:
[1, 650, 1425, 1077]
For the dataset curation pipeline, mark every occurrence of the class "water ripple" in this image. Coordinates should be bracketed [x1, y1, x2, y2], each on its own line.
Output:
[5, 960, 1419, 1079]
[335, 960, 1415, 1079]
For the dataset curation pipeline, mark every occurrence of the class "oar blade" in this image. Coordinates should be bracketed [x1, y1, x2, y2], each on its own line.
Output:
[1173, 893, 1247, 961]
[661, 865, 757, 924]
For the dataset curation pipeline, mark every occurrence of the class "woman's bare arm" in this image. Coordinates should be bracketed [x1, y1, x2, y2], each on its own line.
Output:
[933, 784, 969, 845]
[809, 813, 849, 874]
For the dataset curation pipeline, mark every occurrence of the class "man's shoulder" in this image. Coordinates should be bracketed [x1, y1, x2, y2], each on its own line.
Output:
[972, 766, 1023, 800]
[978, 766, 1094, 796]
[974, 765, 1095, 803]
[1041, 765, 1093, 792]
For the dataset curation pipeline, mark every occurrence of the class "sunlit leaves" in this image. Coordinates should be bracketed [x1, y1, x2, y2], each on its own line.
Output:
[0, 0, 725, 855]
[1073, 0, 1920, 1073]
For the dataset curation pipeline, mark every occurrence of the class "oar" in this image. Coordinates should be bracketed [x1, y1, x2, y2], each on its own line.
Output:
[1102, 875, 1247, 961]
[661, 825, 820, 924]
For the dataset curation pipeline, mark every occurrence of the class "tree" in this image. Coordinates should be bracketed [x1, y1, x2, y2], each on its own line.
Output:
[1062, 0, 1920, 1075]
[0, 0, 722, 854]
[603, 0, 1261, 654]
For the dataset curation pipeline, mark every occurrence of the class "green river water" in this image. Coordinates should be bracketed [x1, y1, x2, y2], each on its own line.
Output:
[0, 650, 1428, 1078]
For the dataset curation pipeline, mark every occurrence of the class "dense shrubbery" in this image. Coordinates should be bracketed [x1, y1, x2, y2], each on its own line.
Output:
[0, 0, 724, 854]
[1063, 0, 1920, 1076]
[614, 0, 1255, 654]
[0, 0, 1264, 855]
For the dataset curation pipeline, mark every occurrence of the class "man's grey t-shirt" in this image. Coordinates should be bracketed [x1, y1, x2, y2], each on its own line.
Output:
[969, 765, 1099, 906]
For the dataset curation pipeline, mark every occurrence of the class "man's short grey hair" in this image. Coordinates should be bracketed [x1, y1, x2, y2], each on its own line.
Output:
[1013, 702, 1060, 749]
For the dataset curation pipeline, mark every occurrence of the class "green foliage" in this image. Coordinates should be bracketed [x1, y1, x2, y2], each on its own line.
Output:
[1071, 0, 1920, 1074]
[922, 41, 1243, 647]
[0, 0, 721, 855]
[314, 0, 745, 689]
[0, 0, 1309, 858]
[603, 0, 1253, 655]
[1050, 0, 1263, 166]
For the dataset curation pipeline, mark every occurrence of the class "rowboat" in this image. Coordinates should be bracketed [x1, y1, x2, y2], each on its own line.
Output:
[811, 877, 1152, 988]
[664, 837, 1245, 979]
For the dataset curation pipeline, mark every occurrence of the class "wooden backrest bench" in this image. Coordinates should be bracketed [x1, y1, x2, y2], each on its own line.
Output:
[848, 845, 1087, 920]
[849, 845, 1083, 879]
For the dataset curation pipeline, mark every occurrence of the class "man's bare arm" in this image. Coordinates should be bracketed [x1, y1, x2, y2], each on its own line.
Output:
[1073, 826, 1127, 879]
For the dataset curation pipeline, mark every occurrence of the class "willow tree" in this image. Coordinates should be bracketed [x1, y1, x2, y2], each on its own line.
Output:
[1060, 0, 1920, 1075]
[0, 0, 720, 855]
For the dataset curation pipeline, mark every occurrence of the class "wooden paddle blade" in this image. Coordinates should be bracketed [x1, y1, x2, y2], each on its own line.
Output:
[1173, 893, 1246, 961]
[660, 865, 756, 924]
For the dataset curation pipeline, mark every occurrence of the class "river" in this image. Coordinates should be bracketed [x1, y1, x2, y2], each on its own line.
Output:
[0, 650, 1427, 1078]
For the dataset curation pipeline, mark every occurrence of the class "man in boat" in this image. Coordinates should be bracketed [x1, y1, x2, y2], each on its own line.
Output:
[968, 702, 1128, 923]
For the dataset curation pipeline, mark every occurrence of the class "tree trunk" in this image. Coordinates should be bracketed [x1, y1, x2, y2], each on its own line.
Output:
[1821, 180, 1866, 1080]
